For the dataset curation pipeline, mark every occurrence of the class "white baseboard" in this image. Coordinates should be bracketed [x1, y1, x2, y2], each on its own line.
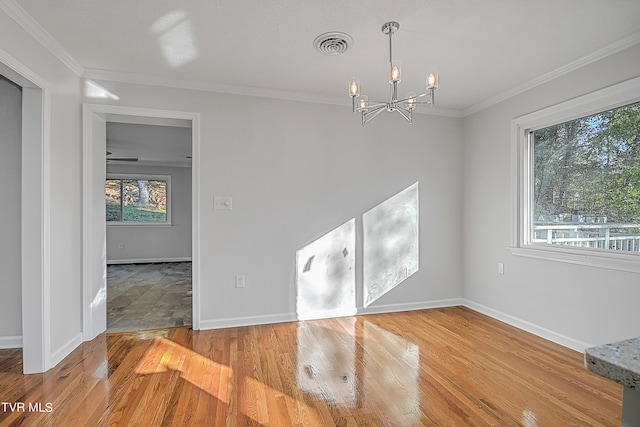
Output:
[0, 335, 22, 349]
[462, 299, 593, 352]
[50, 333, 83, 368]
[107, 257, 192, 265]
[198, 299, 464, 330]
[358, 298, 464, 316]
[199, 313, 297, 330]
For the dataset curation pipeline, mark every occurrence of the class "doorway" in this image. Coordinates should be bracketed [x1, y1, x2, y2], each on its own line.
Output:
[0, 53, 50, 374]
[104, 120, 193, 332]
[0, 75, 23, 347]
[83, 104, 201, 340]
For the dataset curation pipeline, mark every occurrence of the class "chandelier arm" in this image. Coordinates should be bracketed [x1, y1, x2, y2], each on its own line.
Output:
[365, 101, 387, 109]
[395, 92, 429, 104]
[395, 106, 412, 123]
[362, 105, 387, 125]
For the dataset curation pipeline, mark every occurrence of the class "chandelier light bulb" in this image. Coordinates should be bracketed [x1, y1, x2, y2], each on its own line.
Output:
[390, 61, 402, 83]
[349, 79, 360, 97]
[427, 72, 439, 89]
[406, 92, 417, 110]
[357, 95, 369, 112]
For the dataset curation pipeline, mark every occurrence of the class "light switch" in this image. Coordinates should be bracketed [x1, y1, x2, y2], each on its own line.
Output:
[214, 196, 232, 210]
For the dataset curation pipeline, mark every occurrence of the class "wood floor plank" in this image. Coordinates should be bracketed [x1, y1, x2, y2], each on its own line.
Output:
[0, 307, 623, 426]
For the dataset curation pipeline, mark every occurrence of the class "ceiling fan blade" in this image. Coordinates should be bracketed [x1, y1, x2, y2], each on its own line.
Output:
[107, 157, 139, 162]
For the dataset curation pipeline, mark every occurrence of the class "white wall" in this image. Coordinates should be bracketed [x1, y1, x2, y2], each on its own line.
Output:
[462, 43, 640, 349]
[84, 82, 464, 326]
[106, 164, 192, 263]
[0, 76, 22, 342]
[0, 9, 83, 361]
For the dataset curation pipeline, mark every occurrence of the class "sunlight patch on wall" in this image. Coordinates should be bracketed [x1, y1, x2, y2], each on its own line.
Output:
[151, 11, 199, 68]
[296, 219, 356, 320]
[84, 80, 120, 100]
[363, 182, 419, 307]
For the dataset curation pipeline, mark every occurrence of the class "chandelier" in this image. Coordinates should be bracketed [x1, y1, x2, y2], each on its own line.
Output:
[349, 21, 438, 125]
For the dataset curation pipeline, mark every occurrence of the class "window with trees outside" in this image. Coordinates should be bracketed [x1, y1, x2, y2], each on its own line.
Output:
[512, 77, 640, 272]
[106, 174, 171, 225]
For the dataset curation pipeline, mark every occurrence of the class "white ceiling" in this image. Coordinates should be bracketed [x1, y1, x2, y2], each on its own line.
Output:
[106, 122, 192, 167]
[12, 0, 640, 114]
[8, 1, 640, 164]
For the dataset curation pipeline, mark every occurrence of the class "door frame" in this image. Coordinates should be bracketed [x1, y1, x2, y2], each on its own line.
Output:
[0, 50, 51, 374]
[82, 104, 201, 340]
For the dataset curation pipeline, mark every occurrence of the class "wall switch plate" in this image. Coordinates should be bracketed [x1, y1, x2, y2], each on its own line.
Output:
[497, 263, 504, 275]
[235, 274, 245, 288]
[214, 196, 232, 210]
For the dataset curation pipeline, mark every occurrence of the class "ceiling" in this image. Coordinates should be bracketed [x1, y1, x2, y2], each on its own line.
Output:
[106, 121, 192, 167]
[12, 0, 640, 114]
[8, 1, 640, 164]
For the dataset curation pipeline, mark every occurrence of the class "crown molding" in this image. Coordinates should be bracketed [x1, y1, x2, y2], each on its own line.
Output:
[11, 0, 634, 119]
[83, 67, 464, 118]
[0, 0, 84, 76]
[463, 30, 640, 117]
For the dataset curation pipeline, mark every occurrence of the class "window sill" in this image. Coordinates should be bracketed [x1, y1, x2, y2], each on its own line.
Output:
[107, 222, 172, 228]
[510, 244, 640, 274]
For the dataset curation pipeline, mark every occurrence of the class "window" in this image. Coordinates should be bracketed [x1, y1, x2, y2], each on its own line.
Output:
[106, 174, 171, 225]
[511, 76, 640, 272]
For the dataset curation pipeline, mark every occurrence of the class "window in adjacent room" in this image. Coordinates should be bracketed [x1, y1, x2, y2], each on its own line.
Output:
[511, 76, 640, 272]
[106, 175, 171, 225]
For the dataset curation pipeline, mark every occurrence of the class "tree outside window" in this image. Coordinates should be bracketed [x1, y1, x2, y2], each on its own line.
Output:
[106, 176, 169, 224]
[531, 102, 640, 252]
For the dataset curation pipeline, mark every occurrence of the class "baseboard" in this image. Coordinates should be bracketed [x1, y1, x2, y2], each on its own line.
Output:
[199, 299, 464, 330]
[358, 298, 464, 316]
[107, 257, 192, 265]
[0, 335, 22, 349]
[49, 333, 83, 369]
[199, 313, 298, 330]
[462, 299, 593, 352]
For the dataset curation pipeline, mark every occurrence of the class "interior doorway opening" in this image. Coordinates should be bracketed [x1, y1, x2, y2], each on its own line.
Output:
[0, 54, 50, 374]
[83, 104, 201, 341]
[103, 120, 194, 332]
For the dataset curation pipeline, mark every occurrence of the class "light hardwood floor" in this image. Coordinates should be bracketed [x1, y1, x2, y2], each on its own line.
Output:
[0, 307, 622, 426]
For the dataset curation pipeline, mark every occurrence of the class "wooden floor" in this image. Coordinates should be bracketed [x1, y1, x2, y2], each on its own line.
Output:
[0, 307, 621, 426]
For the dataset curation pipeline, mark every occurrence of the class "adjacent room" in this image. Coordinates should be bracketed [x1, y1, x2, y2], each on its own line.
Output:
[1, 0, 639, 425]
[105, 121, 193, 332]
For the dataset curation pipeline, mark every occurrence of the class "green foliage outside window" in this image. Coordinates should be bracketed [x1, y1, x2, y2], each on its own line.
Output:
[106, 179, 167, 223]
[533, 102, 640, 224]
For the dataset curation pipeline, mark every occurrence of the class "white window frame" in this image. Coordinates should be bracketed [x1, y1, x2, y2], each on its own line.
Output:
[510, 76, 640, 273]
[106, 173, 172, 226]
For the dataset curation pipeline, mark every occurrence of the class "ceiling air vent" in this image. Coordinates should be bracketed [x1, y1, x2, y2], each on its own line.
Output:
[313, 32, 353, 56]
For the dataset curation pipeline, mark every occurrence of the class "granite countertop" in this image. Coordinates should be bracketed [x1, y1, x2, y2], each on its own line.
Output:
[585, 337, 640, 390]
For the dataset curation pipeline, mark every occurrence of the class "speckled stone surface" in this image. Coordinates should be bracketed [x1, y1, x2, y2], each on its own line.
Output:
[585, 337, 640, 390]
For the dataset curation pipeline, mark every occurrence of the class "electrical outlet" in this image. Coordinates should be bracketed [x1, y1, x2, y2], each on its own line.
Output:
[497, 263, 504, 275]
[118, 242, 124, 249]
[235, 274, 245, 288]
